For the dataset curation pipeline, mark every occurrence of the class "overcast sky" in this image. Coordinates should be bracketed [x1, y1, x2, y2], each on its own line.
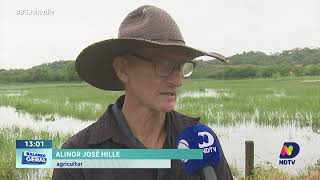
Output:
[1, 0, 319, 69]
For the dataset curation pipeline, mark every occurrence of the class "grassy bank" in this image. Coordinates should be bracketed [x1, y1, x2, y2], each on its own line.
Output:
[240, 161, 320, 180]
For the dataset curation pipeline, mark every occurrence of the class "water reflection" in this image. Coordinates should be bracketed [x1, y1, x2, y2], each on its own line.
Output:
[210, 122, 320, 175]
[301, 80, 320, 83]
[0, 106, 94, 134]
[179, 89, 231, 98]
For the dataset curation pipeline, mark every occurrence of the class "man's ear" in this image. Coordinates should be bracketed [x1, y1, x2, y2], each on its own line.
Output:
[113, 57, 129, 85]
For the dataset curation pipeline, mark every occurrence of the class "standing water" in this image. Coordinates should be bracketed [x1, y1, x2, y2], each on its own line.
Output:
[1, 106, 319, 175]
[0, 106, 94, 134]
[209, 122, 320, 175]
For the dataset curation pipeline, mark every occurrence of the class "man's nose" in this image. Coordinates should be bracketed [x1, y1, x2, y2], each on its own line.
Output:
[166, 65, 183, 87]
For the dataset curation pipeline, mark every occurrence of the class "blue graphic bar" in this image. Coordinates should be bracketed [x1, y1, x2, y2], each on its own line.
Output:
[16, 140, 52, 149]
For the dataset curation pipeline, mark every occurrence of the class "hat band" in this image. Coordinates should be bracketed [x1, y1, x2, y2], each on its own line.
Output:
[149, 38, 185, 45]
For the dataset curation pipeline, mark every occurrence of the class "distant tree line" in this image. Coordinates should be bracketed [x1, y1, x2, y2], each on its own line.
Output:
[205, 47, 320, 66]
[0, 47, 319, 83]
[191, 64, 320, 79]
[0, 61, 81, 83]
[191, 47, 320, 79]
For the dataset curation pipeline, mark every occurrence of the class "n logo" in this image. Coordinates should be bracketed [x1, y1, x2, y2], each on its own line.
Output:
[279, 142, 300, 159]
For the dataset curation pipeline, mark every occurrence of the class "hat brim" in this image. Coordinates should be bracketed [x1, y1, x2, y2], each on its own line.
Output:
[75, 38, 229, 91]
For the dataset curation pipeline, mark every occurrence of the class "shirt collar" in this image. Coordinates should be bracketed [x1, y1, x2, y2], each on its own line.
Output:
[112, 95, 173, 148]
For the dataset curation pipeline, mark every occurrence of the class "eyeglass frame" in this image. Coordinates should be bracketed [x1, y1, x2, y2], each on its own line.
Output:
[125, 52, 196, 78]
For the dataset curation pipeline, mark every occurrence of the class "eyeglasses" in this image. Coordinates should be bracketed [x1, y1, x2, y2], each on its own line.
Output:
[128, 53, 196, 78]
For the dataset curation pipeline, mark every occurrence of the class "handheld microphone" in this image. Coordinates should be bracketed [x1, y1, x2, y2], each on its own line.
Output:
[176, 124, 221, 180]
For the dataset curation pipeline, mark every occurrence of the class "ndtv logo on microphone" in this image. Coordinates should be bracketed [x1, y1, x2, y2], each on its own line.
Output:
[198, 131, 217, 154]
[279, 142, 300, 165]
[178, 131, 217, 156]
[176, 125, 221, 174]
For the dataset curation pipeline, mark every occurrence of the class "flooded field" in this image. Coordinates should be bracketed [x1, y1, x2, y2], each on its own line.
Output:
[1, 106, 319, 176]
[0, 78, 319, 179]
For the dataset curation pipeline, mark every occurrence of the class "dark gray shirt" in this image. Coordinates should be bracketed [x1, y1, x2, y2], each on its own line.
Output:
[111, 95, 172, 180]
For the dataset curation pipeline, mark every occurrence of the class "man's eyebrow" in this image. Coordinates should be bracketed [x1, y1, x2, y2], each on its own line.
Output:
[129, 53, 163, 63]
[130, 53, 150, 60]
[128, 52, 192, 64]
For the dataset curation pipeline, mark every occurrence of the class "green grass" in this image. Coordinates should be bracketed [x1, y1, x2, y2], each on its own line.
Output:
[231, 161, 320, 180]
[0, 127, 71, 180]
[298, 159, 320, 180]
[178, 78, 320, 128]
[249, 163, 292, 180]
[0, 78, 319, 131]
[0, 82, 122, 120]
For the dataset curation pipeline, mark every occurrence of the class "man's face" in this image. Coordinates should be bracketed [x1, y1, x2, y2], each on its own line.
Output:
[125, 47, 189, 112]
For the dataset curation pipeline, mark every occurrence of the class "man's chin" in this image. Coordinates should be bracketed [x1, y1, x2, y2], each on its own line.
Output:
[160, 103, 175, 112]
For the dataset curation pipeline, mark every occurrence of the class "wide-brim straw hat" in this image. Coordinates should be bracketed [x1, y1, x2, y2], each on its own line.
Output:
[75, 5, 229, 91]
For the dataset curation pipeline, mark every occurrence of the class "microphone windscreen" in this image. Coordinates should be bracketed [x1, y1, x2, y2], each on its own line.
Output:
[176, 124, 221, 175]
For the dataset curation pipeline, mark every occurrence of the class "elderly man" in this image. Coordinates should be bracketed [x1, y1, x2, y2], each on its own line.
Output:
[53, 5, 233, 180]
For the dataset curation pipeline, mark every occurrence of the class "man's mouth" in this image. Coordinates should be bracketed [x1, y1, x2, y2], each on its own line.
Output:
[160, 92, 176, 96]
